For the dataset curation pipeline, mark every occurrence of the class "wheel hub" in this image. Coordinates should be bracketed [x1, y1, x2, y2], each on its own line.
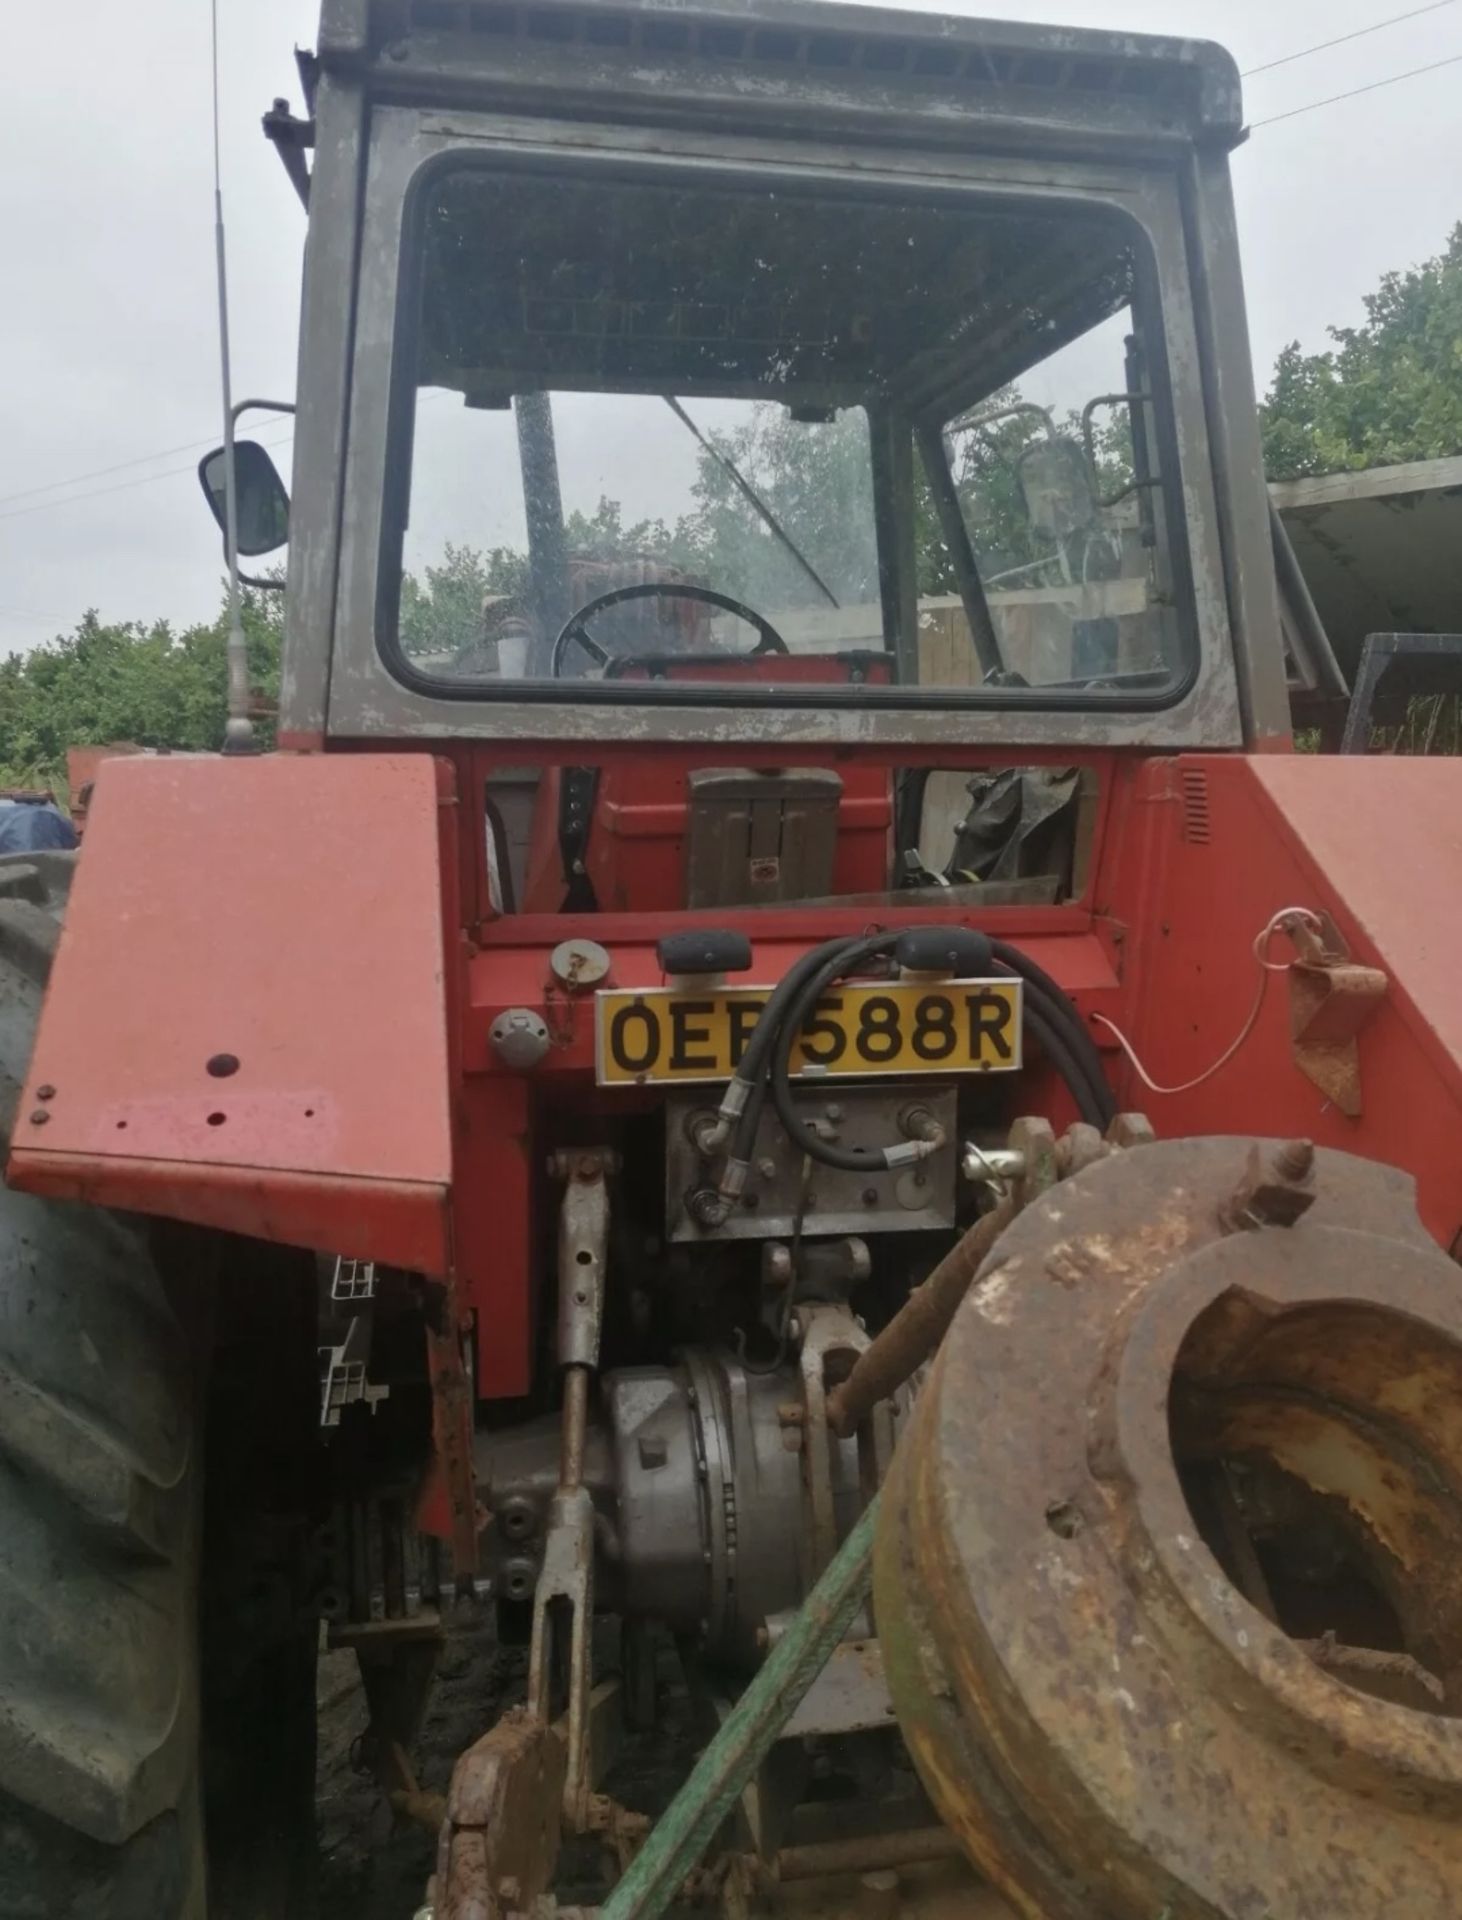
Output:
[876, 1137, 1462, 1919]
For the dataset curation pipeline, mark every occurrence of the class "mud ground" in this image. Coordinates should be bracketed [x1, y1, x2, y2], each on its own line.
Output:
[316, 1613, 698, 1919]
[313, 1614, 960, 1920]
[317, 1611, 505, 1920]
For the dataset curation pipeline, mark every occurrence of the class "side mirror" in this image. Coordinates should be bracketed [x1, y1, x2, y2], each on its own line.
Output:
[198, 440, 291, 556]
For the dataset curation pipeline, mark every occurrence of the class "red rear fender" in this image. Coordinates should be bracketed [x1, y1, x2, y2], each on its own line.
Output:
[8, 753, 455, 1273]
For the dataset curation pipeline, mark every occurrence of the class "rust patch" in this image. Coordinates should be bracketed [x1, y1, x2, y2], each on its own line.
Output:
[425, 1271, 485, 1584]
[878, 1138, 1462, 1920]
[436, 1708, 566, 1920]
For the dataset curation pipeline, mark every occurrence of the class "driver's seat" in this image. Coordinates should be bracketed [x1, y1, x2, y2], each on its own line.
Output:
[520, 761, 892, 912]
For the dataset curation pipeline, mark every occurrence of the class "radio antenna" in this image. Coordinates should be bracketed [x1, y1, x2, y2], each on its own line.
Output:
[211, 0, 254, 752]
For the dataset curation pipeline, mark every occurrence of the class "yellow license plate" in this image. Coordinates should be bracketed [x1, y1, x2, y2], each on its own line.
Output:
[595, 979, 1023, 1086]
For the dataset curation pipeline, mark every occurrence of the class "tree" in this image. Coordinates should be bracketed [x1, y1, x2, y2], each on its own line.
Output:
[1261, 222, 1462, 480]
[0, 588, 283, 794]
[400, 543, 525, 657]
[563, 497, 675, 565]
[669, 407, 881, 611]
[7, 223, 1457, 781]
[661, 391, 1128, 607]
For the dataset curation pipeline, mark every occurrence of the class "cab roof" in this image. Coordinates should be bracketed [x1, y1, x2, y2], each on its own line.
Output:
[318, 0, 1244, 155]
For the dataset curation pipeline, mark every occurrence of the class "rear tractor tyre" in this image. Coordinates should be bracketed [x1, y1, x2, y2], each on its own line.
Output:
[0, 851, 315, 1919]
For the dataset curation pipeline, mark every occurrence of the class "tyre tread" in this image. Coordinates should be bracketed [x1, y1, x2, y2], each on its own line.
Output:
[0, 851, 202, 1914]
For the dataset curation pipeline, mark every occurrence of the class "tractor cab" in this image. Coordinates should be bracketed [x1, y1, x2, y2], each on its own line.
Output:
[215, 0, 1286, 929]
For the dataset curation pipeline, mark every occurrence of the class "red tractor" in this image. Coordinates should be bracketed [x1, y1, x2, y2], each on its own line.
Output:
[6, 3, 1462, 1916]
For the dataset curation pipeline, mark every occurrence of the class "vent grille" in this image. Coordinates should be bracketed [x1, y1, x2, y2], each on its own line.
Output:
[1180, 768, 1211, 846]
[406, 2, 1192, 105]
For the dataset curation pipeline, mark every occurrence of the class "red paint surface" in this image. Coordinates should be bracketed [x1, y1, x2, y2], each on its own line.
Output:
[19, 736, 1462, 1416]
[587, 765, 892, 914]
[465, 920, 1119, 1078]
[9, 753, 454, 1268]
[1099, 754, 1462, 1247]
[547, 662, 898, 910]
[12, 1156, 448, 1273]
[522, 764, 894, 915]
[453, 1073, 536, 1398]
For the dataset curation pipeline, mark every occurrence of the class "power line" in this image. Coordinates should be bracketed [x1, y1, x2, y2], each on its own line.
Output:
[0, 429, 295, 526]
[3, 0, 1449, 530]
[1243, 0, 1457, 77]
[0, 416, 293, 514]
[0, 386, 458, 524]
[1250, 47, 1462, 126]
[0, 380, 454, 519]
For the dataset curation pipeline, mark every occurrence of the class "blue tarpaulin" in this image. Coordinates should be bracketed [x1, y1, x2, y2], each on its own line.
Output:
[0, 804, 78, 855]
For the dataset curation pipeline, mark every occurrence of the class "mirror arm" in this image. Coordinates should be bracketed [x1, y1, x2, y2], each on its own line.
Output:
[233, 398, 295, 428]
[1080, 392, 1155, 510]
[949, 400, 1058, 443]
[262, 99, 313, 211]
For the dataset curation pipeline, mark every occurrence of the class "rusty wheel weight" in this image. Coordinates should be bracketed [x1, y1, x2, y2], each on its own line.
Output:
[875, 1137, 1462, 1920]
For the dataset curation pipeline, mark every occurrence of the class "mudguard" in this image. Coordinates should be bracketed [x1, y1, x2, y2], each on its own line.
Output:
[8, 752, 454, 1273]
[1103, 752, 1462, 1250]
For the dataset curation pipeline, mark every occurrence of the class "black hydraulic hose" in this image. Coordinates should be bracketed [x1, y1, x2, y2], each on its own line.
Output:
[1019, 1001, 1109, 1130]
[991, 933, 1106, 1067]
[735, 942, 855, 1088]
[711, 928, 1115, 1199]
[994, 966, 1112, 1127]
[989, 939, 1115, 1126]
[714, 933, 907, 1203]
[723, 937, 867, 1171]
[768, 952, 1109, 1159]
[769, 934, 910, 1173]
[990, 939, 1111, 1091]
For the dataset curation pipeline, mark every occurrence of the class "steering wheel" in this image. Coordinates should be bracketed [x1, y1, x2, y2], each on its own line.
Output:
[550, 583, 791, 678]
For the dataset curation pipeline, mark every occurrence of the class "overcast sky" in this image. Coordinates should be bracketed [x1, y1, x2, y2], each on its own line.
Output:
[0, 0, 1457, 653]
